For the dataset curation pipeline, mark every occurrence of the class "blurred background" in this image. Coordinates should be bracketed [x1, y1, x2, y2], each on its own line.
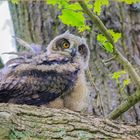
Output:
[0, 1, 16, 65]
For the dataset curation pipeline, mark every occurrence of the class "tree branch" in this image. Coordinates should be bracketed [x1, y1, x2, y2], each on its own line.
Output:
[0, 103, 140, 139]
[108, 89, 140, 119]
[78, 0, 140, 119]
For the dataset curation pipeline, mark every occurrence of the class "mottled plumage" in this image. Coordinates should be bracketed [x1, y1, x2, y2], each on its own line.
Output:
[0, 32, 91, 112]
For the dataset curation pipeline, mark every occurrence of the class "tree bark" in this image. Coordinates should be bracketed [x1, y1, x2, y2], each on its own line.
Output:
[0, 103, 139, 140]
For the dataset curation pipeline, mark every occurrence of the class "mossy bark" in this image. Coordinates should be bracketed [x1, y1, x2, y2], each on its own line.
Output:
[0, 103, 140, 140]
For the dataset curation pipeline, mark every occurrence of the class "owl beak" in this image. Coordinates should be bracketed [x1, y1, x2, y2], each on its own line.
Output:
[70, 48, 77, 57]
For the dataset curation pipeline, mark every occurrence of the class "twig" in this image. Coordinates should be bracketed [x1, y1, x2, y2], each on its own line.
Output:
[108, 89, 140, 119]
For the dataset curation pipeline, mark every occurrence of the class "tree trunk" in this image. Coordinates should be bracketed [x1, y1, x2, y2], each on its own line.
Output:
[0, 103, 139, 140]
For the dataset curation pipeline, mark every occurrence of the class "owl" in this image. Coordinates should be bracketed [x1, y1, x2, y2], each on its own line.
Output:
[0, 32, 91, 113]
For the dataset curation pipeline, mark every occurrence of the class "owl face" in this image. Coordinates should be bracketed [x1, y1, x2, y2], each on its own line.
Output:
[47, 32, 90, 69]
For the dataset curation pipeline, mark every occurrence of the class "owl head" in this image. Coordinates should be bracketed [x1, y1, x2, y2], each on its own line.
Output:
[47, 31, 90, 69]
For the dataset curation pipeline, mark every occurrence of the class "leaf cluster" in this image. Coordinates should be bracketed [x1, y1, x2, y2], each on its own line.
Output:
[46, 0, 134, 53]
[97, 30, 121, 53]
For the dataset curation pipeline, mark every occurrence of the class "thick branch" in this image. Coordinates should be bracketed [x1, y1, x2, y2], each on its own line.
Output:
[78, 1, 140, 119]
[0, 103, 140, 140]
[108, 89, 140, 119]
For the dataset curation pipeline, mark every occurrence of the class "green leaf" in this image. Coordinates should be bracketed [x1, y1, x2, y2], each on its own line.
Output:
[59, 9, 85, 27]
[103, 42, 113, 53]
[78, 25, 90, 32]
[112, 70, 126, 82]
[58, 0, 69, 9]
[123, 79, 131, 87]
[97, 34, 114, 53]
[47, 0, 86, 29]
[67, 3, 82, 10]
[108, 30, 121, 43]
[47, 0, 59, 5]
[97, 34, 106, 43]
[94, 0, 109, 15]
[94, 0, 102, 15]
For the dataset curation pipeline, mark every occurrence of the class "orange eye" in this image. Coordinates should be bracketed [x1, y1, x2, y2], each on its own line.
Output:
[63, 42, 70, 49]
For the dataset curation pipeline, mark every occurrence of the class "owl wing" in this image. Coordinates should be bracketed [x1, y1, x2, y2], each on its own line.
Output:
[0, 52, 79, 106]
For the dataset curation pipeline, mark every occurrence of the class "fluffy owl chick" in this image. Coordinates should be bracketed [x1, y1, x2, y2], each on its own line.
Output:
[0, 32, 91, 113]
[46, 32, 91, 113]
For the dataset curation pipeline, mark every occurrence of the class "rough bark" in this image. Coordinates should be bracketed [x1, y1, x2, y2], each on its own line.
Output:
[0, 103, 140, 140]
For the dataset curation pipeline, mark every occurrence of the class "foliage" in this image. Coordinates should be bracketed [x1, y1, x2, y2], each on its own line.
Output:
[112, 70, 131, 93]
[108, 30, 121, 43]
[47, 0, 92, 31]
[97, 30, 121, 53]
[47, 0, 140, 28]
[97, 34, 113, 53]
[59, 9, 84, 27]
[93, 0, 109, 15]
[112, 70, 126, 84]
[46, 0, 123, 52]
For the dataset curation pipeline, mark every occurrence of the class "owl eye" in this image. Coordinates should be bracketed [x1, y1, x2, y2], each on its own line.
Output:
[78, 44, 88, 58]
[78, 44, 84, 55]
[56, 38, 70, 50]
[63, 42, 70, 49]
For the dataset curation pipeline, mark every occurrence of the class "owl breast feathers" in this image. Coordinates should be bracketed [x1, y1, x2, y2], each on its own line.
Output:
[0, 32, 90, 110]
